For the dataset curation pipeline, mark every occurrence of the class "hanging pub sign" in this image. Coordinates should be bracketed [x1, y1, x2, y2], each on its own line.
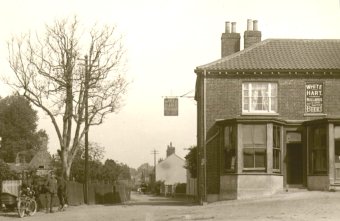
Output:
[164, 98, 178, 116]
[305, 82, 323, 113]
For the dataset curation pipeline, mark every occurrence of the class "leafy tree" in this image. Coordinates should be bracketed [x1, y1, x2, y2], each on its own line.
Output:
[7, 17, 128, 179]
[69, 142, 105, 183]
[0, 95, 46, 163]
[184, 146, 197, 178]
[0, 159, 17, 181]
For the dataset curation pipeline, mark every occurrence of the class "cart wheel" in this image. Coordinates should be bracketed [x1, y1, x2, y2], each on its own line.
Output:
[17, 200, 26, 218]
[27, 199, 37, 216]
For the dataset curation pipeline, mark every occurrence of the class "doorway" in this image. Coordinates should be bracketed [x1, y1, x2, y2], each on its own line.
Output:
[286, 143, 303, 185]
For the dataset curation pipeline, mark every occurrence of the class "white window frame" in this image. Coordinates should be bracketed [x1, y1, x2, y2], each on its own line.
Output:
[242, 82, 278, 114]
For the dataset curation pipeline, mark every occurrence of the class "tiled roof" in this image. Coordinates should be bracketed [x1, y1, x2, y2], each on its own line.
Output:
[196, 39, 340, 72]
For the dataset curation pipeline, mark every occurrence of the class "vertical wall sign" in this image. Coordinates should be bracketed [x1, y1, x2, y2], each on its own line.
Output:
[305, 82, 323, 113]
[164, 98, 178, 116]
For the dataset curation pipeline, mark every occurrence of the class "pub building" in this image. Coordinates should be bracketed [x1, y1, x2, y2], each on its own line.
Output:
[194, 19, 340, 202]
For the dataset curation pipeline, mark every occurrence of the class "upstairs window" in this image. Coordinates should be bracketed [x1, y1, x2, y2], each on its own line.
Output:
[242, 82, 278, 114]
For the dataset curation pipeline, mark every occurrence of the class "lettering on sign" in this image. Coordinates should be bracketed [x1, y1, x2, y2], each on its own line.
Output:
[305, 82, 323, 113]
[164, 98, 178, 116]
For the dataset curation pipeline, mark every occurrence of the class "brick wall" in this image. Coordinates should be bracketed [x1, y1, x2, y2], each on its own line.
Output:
[204, 75, 340, 130]
[206, 131, 220, 194]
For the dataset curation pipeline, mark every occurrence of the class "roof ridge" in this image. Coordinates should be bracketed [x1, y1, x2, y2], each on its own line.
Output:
[195, 38, 340, 72]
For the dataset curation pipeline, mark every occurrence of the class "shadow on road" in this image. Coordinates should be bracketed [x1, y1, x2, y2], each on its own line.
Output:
[0, 211, 19, 218]
[124, 192, 197, 207]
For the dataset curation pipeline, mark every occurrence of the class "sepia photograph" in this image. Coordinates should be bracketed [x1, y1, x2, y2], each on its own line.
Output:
[0, 0, 340, 220]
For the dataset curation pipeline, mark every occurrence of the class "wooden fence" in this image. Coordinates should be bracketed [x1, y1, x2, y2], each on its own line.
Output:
[186, 178, 197, 196]
[1, 179, 131, 209]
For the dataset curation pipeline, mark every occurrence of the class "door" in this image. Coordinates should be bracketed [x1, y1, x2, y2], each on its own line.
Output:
[287, 143, 303, 185]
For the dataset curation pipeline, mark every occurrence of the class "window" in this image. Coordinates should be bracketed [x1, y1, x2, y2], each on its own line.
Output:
[242, 82, 277, 113]
[224, 125, 236, 172]
[334, 126, 340, 163]
[273, 125, 281, 172]
[309, 126, 327, 174]
[243, 124, 267, 170]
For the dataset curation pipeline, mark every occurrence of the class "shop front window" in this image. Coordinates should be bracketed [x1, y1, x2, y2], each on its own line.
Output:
[309, 126, 327, 174]
[224, 125, 236, 172]
[242, 82, 277, 114]
[273, 125, 281, 172]
[243, 124, 267, 171]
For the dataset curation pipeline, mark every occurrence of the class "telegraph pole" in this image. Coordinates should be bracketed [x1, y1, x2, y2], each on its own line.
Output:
[151, 149, 159, 182]
[84, 55, 89, 204]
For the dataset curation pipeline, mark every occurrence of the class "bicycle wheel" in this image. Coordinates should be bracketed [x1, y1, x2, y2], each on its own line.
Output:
[27, 199, 37, 216]
[17, 199, 26, 218]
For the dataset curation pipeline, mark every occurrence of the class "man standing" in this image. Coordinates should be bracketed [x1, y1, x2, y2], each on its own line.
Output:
[44, 171, 58, 213]
[57, 174, 68, 211]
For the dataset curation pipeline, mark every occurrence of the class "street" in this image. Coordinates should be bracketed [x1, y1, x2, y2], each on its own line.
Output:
[1, 190, 340, 221]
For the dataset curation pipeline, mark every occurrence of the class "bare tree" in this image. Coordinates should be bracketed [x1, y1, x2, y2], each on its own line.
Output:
[6, 17, 128, 179]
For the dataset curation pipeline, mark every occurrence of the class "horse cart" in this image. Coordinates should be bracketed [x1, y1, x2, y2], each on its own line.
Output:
[1, 180, 37, 218]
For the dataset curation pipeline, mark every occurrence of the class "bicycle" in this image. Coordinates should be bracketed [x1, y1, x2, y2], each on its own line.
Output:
[17, 188, 37, 218]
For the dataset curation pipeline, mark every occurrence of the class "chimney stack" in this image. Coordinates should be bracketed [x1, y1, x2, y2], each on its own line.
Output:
[166, 142, 175, 158]
[221, 21, 241, 57]
[244, 19, 261, 48]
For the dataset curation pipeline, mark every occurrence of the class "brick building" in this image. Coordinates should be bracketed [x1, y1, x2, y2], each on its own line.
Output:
[194, 19, 340, 202]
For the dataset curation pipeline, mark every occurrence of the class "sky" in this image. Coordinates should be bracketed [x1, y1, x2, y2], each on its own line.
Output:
[0, 0, 340, 169]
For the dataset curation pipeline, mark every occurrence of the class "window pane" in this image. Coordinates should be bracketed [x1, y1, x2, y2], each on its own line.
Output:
[273, 149, 280, 170]
[243, 125, 253, 145]
[335, 127, 340, 161]
[244, 90, 249, 97]
[255, 149, 266, 168]
[224, 127, 230, 147]
[253, 125, 266, 145]
[335, 126, 340, 139]
[309, 126, 327, 174]
[271, 97, 277, 112]
[314, 150, 327, 172]
[271, 84, 277, 96]
[244, 148, 254, 168]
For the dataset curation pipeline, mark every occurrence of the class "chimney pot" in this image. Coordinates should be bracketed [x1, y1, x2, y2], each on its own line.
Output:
[247, 19, 253, 31]
[225, 21, 231, 33]
[231, 22, 237, 33]
[253, 20, 259, 31]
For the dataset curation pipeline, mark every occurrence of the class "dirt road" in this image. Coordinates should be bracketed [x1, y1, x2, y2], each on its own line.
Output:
[1, 191, 340, 221]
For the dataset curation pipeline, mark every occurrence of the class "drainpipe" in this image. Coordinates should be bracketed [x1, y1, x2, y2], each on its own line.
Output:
[203, 69, 207, 203]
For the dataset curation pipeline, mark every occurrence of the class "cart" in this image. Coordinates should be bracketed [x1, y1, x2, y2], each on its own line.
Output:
[1, 180, 37, 217]
[1, 180, 21, 211]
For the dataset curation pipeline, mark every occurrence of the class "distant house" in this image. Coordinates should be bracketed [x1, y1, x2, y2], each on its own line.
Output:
[8, 137, 53, 178]
[8, 149, 53, 178]
[156, 143, 186, 196]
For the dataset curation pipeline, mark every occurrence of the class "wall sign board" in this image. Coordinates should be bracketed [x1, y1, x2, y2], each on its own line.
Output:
[305, 82, 323, 113]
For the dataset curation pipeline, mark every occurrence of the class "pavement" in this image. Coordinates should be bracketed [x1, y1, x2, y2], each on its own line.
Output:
[1, 190, 340, 220]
